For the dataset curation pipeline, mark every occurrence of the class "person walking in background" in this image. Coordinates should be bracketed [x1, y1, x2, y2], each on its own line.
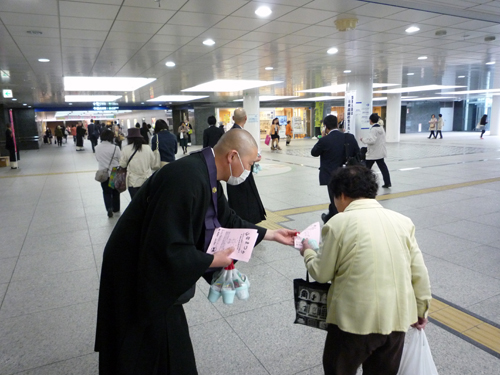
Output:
[361, 113, 392, 188]
[45, 127, 53, 144]
[478, 114, 488, 139]
[227, 108, 266, 224]
[285, 120, 293, 146]
[140, 122, 149, 144]
[54, 124, 64, 146]
[95, 130, 122, 218]
[120, 128, 155, 199]
[114, 124, 125, 150]
[186, 122, 193, 145]
[203, 115, 224, 148]
[436, 114, 444, 139]
[88, 120, 101, 153]
[300, 166, 431, 375]
[178, 122, 188, 154]
[360, 113, 392, 189]
[5, 123, 18, 169]
[270, 117, 281, 150]
[428, 114, 437, 139]
[151, 119, 177, 168]
[71, 125, 77, 144]
[76, 122, 86, 151]
[311, 115, 359, 224]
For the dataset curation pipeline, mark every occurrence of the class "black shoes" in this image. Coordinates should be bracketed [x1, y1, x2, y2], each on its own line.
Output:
[382, 184, 391, 188]
[107, 210, 113, 218]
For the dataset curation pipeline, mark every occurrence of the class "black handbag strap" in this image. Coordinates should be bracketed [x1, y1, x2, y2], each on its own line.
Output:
[125, 148, 139, 168]
[106, 146, 117, 171]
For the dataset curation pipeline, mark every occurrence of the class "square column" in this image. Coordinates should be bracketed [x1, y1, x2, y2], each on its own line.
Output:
[243, 88, 261, 152]
[386, 94, 401, 142]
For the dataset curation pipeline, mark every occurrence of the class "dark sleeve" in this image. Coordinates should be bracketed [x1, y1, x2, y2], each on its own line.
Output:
[151, 135, 157, 151]
[348, 134, 360, 155]
[216, 182, 267, 245]
[311, 139, 323, 157]
[203, 129, 208, 148]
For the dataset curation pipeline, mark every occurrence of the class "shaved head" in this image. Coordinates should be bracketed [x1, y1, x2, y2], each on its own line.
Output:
[233, 108, 247, 124]
[214, 128, 257, 158]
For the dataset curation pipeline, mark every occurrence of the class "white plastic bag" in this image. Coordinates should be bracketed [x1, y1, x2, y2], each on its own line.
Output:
[397, 328, 438, 375]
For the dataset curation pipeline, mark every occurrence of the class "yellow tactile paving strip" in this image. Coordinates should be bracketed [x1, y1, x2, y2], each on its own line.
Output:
[257, 177, 500, 358]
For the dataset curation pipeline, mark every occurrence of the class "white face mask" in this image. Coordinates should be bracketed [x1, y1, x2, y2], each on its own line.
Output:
[227, 152, 251, 185]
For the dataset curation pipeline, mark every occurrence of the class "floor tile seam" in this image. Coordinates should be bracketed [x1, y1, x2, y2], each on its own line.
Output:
[220, 313, 272, 375]
[9, 352, 96, 375]
[0, 170, 95, 179]
[0, 174, 48, 313]
[218, 298, 293, 320]
[437, 254, 500, 281]
[468, 292, 500, 310]
[265, 259, 304, 282]
[9, 265, 98, 284]
[0, 298, 99, 322]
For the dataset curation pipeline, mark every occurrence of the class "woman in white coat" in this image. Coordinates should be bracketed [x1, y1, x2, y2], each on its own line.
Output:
[436, 114, 444, 139]
[360, 113, 392, 188]
[428, 114, 437, 139]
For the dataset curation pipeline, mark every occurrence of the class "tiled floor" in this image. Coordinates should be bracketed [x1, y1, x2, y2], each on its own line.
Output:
[1, 132, 499, 374]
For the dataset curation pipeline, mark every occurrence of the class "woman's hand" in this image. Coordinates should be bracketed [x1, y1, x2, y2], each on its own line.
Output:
[411, 317, 428, 331]
[210, 247, 234, 268]
[264, 229, 297, 246]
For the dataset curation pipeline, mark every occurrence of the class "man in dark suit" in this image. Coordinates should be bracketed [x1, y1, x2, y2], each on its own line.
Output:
[88, 119, 102, 153]
[203, 115, 224, 148]
[311, 115, 360, 223]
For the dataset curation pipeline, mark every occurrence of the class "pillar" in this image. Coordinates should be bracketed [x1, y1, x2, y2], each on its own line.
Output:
[386, 94, 402, 142]
[193, 107, 216, 146]
[345, 75, 373, 140]
[490, 70, 500, 136]
[243, 89, 261, 152]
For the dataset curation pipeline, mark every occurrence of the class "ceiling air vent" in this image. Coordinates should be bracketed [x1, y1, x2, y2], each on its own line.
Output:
[26, 30, 43, 35]
[435, 30, 447, 36]
[335, 18, 358, 32]
[485, 36, 496, 42]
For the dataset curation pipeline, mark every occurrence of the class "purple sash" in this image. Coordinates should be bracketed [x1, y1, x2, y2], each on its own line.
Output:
[200, 147, 221, 252]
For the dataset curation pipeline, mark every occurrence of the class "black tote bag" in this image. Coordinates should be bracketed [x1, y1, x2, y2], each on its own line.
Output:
[293, 273, 331, 330]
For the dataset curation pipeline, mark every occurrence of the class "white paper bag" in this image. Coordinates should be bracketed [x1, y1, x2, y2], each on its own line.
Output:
[397, 328, 438, 375]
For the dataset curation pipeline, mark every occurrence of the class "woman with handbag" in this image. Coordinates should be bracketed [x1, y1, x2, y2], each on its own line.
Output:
[151, 119, 177, 168]
[95, 130, 122, 218]
[427, 114, 437, 139]
[120, 128, 155, 199]
[178, 122, 188, 154]
[270, 117, 281, 150]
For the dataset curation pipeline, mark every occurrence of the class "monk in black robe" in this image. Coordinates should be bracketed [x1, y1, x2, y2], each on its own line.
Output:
[95, 129, 295, 375]
[227, 108, 266, 224]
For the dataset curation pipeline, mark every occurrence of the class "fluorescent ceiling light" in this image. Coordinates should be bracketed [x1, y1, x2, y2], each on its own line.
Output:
[203, 39, 215, 46]
[327, 47, 338, 55]
[404, 96, 457, 101]
[64, 77, 156, 92]
[373, 96, 417, 101]
[418, 56, 428, 60]
[438, 88, 500, 95]
[38, 58, 50, 62]
[458, 75, 466, 78]
[486, 61, 496, 65]
[69, 103, 72, 105]
[255, 6, 272, 17]
[374, 85, 464, 94]
[147, 95, 209, 102]
[344, 70, 351, 73]
[298, 84, 346, 93]
[165, 61, 175, 67]
[373, 83, 399, 88]
[405, 26, 420, 33]
[22, 103, 27, 106]
[233, 95, 299, 102]
[290, 96, 344, 102]
[407, 73, 415, 76]
[11, 98, 17, 101]
[182, 79, 282, 92]
[65, 95, 122, 102]
[265, 67, 274, 70]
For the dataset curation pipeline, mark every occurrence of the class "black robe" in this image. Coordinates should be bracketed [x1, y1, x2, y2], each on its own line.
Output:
[95, 152, 266, 375]
[226, 124, 266, 224]
[76, 126, 86, 147]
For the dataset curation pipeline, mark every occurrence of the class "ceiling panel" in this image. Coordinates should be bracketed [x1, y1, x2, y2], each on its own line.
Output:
[59, 1, 121, 20]
[61, 29, 108, 41]
[215, 16, 269, 31]
[180, 0, 249, 15]
[116, 6, 176, 23]
[60, 17, 113, 31]
[277, 8, 337, 24]
[303, 0, 363, 13]
[123, 0, 187, 11]
[157, 24, 207, 37]
[111, 20, 165, 34]
[166, 11, 225, 28]
[5, 25, 60, 38]
[0, 0, 58, 16]
[230, 2, 298, 21]
[0, 13, 59, 28]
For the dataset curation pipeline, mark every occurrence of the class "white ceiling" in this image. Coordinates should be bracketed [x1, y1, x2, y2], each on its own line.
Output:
[0, 0, 499, 106]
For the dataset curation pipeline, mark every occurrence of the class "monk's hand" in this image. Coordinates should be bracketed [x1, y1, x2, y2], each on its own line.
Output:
[265, 229, 297, 246]
[210, 247, 234, 268]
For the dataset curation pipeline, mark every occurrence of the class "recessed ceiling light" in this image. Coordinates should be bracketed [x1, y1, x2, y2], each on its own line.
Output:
[141, 102, 145, 104]
[28, 106, 32, 108]
[458, 75, 466, 78]
[344, 70, 351, 73]
[22, 103, 27, 106]
[418, 56, 427, 60]
[165, 61, 175, 67]
[148, 95, 209, 102]
[327, 47, 338, 55]
[255, 6, 272, 18]
[64, 77, 156, 92]
[265, 67, 274, 70]
[182, 79, 282, 92]
[486, 61, 496, 65]
[407, 73, 415, 76]
[11, 98, 17, 101]
[69, 103, 72, 105]
[38, 58, 50, 62]
[405, 26, 420, 33]
[203, 39, 215, 46]
[65, 95, 122, 102]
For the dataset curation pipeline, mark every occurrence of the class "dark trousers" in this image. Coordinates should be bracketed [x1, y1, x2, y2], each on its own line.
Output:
[128, 186, 140, 200]
[90, 137, 98, 153]
[436, 130, 442, 138]
[365, 159, 391, 186]
[101, 179, 120, 212]
[324, 185, 339, 223]
[481, 129, 486, 138]
[56, 136, 62, 146]
[323, 325, 405, 375]
[428, 131, 436, 138]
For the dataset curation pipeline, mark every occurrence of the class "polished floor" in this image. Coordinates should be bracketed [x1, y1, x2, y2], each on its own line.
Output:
[1, 131, 500, 374]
